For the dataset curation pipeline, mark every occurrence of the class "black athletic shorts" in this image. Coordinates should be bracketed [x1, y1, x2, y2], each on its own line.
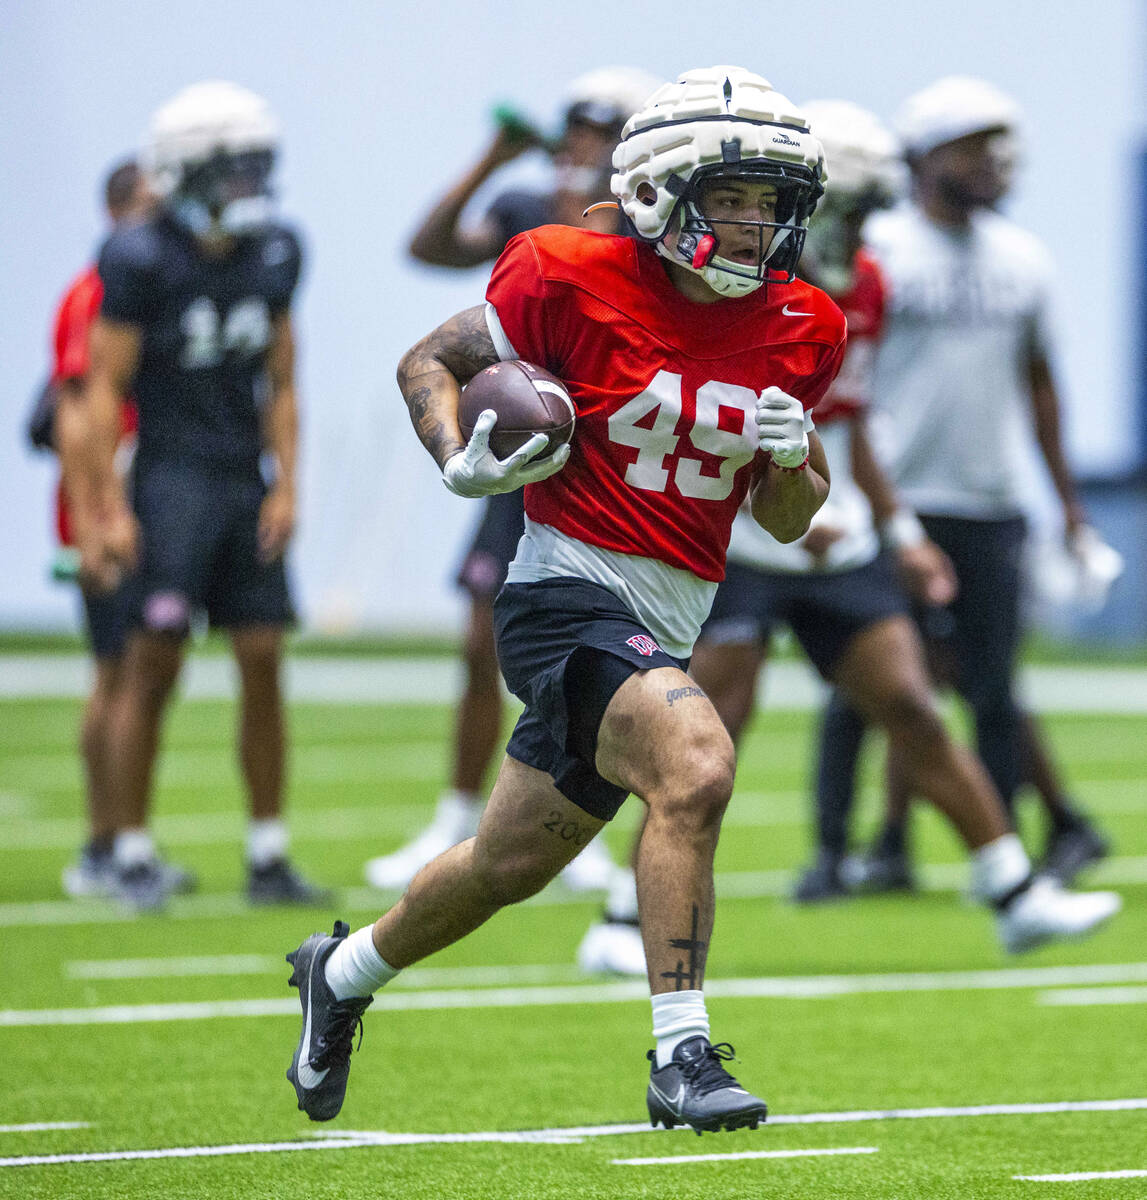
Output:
[80, 580, 133, 660]
[129, 458, 294, 637]
[494, 577, 687, 821]
[700, 552, 908, 679]
[455, 490, 526, 601]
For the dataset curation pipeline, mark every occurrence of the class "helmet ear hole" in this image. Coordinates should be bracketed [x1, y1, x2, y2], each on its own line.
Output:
[636, 181, 657, 206]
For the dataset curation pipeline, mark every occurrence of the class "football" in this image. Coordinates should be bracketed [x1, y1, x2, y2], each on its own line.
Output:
[459, 361, 575, 461]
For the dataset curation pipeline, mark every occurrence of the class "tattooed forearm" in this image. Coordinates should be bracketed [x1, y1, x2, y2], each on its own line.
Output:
[660, 905, 708, 990]
[397, 305, 501, 468]
[666, 686, 705, 707]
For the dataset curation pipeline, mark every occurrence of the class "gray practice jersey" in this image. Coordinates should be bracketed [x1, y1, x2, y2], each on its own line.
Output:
[863, 203, 1055, 518]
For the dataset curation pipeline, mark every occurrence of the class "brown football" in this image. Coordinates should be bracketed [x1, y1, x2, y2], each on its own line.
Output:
[459, 361, 575, 461]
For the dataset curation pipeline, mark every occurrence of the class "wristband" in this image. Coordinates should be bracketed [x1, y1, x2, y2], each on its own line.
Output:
[880, 509, 926, 550]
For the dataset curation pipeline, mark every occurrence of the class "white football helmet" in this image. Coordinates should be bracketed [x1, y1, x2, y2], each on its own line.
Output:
[563, 67, 662, 132]
[611, 66, 825, 297]
[800, 99, 904, 294]
[894, 75, 1021, 159]
[144, 80, 279, 237]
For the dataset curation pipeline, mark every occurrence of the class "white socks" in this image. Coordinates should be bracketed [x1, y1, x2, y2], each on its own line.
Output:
[651, 990, 711, 1067]
[247, 818, 289, 869]
[324, 925, 400, 1000]
[113, 828, 156, 869]
[970, 833, 1032, 905]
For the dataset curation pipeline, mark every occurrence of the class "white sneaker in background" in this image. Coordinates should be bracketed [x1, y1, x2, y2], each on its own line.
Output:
[577, 919, 647, 976]
[997, 876, 1122, 954]
[560, 836, 619, 892]
[363, 792, 481, 889]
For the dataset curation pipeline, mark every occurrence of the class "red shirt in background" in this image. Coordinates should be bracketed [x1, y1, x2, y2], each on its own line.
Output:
[50, 265, 137, 545]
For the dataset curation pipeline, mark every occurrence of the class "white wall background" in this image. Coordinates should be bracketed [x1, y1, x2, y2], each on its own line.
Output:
[2, 0, 1142, 633]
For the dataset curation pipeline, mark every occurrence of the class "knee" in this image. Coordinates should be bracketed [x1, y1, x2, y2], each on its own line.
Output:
[651, 739, 736, 836]
[472, 844, 555, 907]
[880, 688, 948, 750]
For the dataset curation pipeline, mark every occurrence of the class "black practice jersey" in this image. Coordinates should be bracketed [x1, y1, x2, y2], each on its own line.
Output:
[98, 214, 303, 467]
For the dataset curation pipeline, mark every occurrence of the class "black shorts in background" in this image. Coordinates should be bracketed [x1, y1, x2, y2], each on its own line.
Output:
[129, 458, 294, 636]
[700, 553, 908, 679]
[454, 490, 526, 601]
[494, 577, 687, 821]
[80, 581, 133, 660]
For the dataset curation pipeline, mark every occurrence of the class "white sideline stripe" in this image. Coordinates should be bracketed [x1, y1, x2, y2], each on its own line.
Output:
[0, 1138, 384, 1168]
[6, 854, 1147, 929]
[0, 1123, 90, 1133]
[5, 654, 1147, 713]
[9, 964, 1147, 1027]
[3, 1102, 1144, 1168]
[65, 957, 583, 988]
[614, 1146, 879, 1166]
[1016, 1170, 1147, 1182]
[1039, 986, 1147, 1007]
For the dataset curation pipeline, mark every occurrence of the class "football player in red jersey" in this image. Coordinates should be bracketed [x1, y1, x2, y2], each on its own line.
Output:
[42, 159, 196, 902]
[286, 67, 839, 1132]
[686, 103, 1119, 949]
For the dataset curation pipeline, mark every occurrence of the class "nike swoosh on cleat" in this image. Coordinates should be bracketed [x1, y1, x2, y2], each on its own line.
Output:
[782, 303, 814, 317]
[295, 952, 330, 1090]
[649, 1080, 686, 1113]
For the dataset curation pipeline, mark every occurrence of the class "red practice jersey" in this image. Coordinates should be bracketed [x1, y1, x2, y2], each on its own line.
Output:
[50, 265, 137, 545]
[485, 226, 846, 583]
[810, 249, 885, 427]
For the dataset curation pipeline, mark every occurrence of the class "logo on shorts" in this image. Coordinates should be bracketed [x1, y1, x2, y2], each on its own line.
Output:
[626, 634, 661, 657]
[144, 590, 190, 633]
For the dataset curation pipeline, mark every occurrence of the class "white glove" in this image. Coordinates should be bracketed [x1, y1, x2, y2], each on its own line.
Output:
[442, 409, 571, 498]
[755, 386, 808, 469]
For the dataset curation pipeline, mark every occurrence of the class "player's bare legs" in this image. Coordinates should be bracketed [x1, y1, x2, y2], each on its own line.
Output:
[833, 617, 1007, 849]
[372, 756, 604, 966]
[80, 656, 125, 845]
[688, 638, 768, 747]
[106, 629, 184, 907]
[592, 667, 735, 992]
[453, 599, 503, 794]
[232, 625, 286, 820]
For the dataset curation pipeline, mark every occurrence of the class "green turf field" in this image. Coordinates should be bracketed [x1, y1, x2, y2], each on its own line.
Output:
[0, 691, 1143, 1199]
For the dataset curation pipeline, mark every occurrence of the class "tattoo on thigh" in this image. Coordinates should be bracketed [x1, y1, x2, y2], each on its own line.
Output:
[541, 810, 593, 847]
[665, 685, 705, 707]
[659, 905, 708, 991]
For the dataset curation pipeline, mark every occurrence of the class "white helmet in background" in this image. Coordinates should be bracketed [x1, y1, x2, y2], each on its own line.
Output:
[562, 66, 661, 132]
[800, 99, 904, 294]
[611, 66, 825, 297]
[895, 75, 1021, 160]
[144, 80, 279, 237]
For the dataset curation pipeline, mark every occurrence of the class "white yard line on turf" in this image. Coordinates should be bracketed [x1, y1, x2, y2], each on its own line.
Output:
[1038, 986, 1147, 1007]
[614, 1146, 879, 1166]
[8, 964, 1147, 1027]
[1016, 1170, 1147, 1182]
[5, 854, 1147, 929]
[0, 1123, 90, 1134]
[4, 1101, 1146, 1169]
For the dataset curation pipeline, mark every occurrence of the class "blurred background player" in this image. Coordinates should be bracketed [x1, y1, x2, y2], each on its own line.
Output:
[686, 99, 1119, 947]
[824, 77, 1113, 894]
[76, 81, 329, 910]
[33, 158, 194, 901]
[367, 68, 659, 910]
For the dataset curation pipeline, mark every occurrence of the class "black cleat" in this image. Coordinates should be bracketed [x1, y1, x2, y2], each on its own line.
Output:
[842, 847, 916, 895]
[115, 859, 171, 913]
[1041, 820, 1110, 886]
[792, 851, 850, 904]
[250, 858, 334, 906]
[646, 1037, 768, 1135]
[285, 920, 373, 1121]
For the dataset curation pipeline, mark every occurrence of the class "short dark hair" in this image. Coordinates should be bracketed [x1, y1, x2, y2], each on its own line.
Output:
[104, 158, 140, 215]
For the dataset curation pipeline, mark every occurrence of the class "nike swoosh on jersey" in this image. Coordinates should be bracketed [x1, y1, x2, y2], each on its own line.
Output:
[782, 303, 814, 317]
[649, 1080, 686, 1113]
[295, 959, 330, 1090]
